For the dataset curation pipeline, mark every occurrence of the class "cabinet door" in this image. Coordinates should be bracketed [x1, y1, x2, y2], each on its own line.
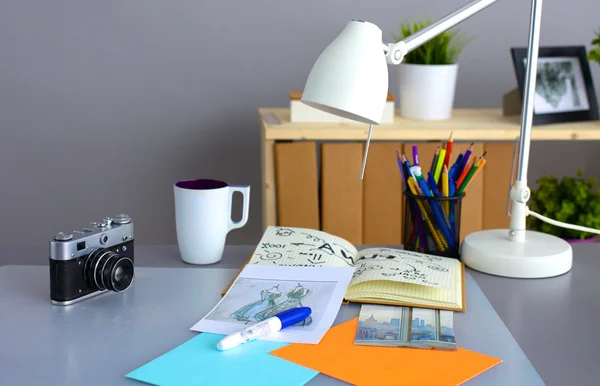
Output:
[482, 142, 514, 230]
[363, 142, 404, 245]
[321, 143, 364, 244]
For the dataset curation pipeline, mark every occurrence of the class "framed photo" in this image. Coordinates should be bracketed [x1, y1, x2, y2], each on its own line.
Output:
[511, 46, 599, 125]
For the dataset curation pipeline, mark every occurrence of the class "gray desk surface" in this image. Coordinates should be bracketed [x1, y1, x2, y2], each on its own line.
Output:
[4, 243, 600, 385]
[0, 266, 540, 386]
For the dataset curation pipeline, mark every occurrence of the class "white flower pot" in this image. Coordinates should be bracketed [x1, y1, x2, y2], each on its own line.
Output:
[397, 63, 459, 120]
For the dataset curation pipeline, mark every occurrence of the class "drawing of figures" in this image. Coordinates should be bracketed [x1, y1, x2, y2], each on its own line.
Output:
[255, 283, 313, 326]
[229, 285, 282, 323]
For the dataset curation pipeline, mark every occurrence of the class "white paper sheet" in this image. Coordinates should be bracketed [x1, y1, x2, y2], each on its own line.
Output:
[190, 265, 355, 344]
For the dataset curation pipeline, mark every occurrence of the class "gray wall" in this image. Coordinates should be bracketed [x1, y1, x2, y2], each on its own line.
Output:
[1, 0, 599, 249]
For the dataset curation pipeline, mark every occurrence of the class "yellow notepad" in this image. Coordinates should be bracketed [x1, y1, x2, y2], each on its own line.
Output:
[225, 226, 465, 312]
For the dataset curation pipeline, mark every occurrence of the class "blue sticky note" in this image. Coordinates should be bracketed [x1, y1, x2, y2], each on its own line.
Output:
[125, 332, 318, 386]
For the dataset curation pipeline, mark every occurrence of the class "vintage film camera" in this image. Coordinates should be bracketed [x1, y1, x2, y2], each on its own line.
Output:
[49, 214, 135, 305]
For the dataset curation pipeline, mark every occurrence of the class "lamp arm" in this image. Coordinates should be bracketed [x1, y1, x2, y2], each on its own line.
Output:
[508, 0, 542, 242]
[384, 0, 500, 65]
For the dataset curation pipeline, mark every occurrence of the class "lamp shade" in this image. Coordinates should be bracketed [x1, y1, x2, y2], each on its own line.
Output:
[301, 20, 389, 125]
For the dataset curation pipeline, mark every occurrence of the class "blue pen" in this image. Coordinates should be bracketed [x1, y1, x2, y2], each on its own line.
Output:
[449, 178, 457, 231]
[413, 167, 454, 250]
[427, 172, 453, 230]
[448, 164, 457, 182]
[402, 154, 412, 181]
[417, 176, 454, 250]
[412, 166, 435, 196]
[217, 307, 312, 350]
[450, 153, 464, 181]
[427, 172, 441, 196]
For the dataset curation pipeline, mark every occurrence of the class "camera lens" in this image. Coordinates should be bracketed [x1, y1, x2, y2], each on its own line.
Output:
[83, 248, 134, 292]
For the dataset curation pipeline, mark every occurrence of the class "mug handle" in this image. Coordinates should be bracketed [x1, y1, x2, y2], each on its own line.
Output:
[228, 185, 250, 232]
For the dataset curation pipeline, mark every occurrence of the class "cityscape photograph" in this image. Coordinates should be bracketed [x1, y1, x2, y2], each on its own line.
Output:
[355, 304, 456, 350]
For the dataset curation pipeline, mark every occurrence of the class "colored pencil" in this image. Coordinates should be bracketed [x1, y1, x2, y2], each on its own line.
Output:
[395, 150, 407, 189]
[401, 154, 411, 176]
[434, 148, 446, 184]
[442, 165, 449, 215]
[457, 159, 480, 195]
[408, 215, 418, 249]
[464, 153, 487, 191]
[443, 132, 453, 169]
[417, 175, 454, 249]
[436, 228, 450, 250]
[407, 178, 445, 252]
[449, 177, 456, 229]
[428, 172, 452, 223]
[458, 143, 474, 176]
[417, 215, 426, 252]
[429, 147, 440, 175]
[428, 172, 453, 231]
[456, 155, 477, 188]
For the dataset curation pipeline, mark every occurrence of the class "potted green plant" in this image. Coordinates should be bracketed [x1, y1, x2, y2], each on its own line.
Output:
[391, 18, 472, 120]
[527, 169, 600, 242]
[588, 28, 600, 66]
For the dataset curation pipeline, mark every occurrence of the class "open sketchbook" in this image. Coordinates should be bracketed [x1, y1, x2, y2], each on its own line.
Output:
[226, 226, 465, 312]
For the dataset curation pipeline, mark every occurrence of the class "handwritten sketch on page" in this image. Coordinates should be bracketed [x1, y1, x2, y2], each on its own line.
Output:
[350, 248, 458, 290]
[248, 227, 358, 267]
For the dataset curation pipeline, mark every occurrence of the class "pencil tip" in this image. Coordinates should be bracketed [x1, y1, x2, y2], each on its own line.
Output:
[443, 165, 448, 172]
[482, 151, 487, 158]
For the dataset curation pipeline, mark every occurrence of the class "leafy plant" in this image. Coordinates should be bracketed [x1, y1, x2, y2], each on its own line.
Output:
[390, 18, 473, 65]
[527, 169, 600, 239]
[588, 28, 600, 66]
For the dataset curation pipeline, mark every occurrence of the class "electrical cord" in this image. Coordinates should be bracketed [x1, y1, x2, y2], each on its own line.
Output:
[527, 208, 600, 236]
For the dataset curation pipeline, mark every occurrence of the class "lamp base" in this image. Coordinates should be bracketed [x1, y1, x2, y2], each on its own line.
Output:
[461, 229, 573, 278]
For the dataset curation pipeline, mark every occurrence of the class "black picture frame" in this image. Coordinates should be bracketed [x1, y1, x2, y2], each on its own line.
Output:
[511, 46, 599, 125]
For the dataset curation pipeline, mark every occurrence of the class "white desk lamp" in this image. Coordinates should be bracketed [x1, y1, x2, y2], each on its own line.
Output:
[302, 0, 600, 278]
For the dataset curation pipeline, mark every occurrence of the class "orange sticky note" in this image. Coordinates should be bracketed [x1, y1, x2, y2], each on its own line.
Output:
[271, 318, 502, 386]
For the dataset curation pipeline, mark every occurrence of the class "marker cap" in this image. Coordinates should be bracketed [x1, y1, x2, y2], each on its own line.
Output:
[275, 307, 312, 328]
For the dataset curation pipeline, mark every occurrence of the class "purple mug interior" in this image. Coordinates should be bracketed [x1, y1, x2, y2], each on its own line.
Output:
[175, 179, 228, 190]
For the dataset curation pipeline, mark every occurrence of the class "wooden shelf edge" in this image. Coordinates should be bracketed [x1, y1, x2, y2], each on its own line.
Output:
[259, 108, 600, 141]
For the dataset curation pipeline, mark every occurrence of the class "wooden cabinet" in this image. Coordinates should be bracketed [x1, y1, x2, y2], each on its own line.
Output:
[259, 108, 600, 244]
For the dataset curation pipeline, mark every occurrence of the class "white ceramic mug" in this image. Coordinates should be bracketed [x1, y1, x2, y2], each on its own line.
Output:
[174, 179, 250, 265]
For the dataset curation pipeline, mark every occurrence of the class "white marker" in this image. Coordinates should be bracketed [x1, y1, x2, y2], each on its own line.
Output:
[216, 307, 312, 351]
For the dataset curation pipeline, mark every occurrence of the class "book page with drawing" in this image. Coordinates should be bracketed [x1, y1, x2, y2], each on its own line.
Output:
[246, 226, 357, 267]
[345, 247, 464, 311]
[223, 227, 464, 310]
